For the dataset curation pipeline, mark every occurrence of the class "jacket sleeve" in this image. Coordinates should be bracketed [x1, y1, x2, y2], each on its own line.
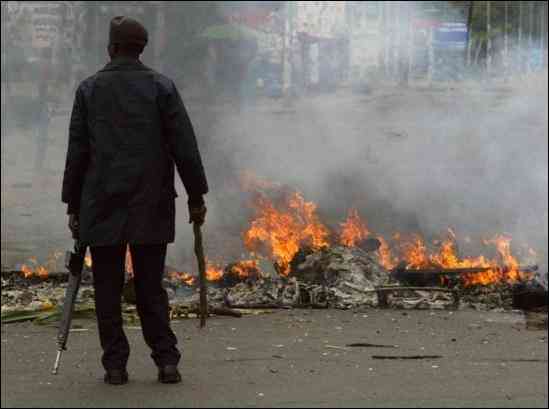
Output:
[61, 86, 90, 215]
[160, 80, 209, 201]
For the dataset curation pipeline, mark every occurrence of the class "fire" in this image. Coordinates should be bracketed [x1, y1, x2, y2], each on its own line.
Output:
[20, 264, 48, 279]
[231, 260, 259, 278]
[84, 254, 92, 269]
[402, 235, 429, 268]
[21, 264, 34, 279]
[244, 192, 329, 275]
[378, 236, 398, 270]
[19, 252, 59, 279]
[395, 233, 533, 287]
[340, 209, 370, 247]
[36, 266, 49, 279]
[206, 261, 224, 281]
[125, 248, 134, 278]
[169, 271, 196, 286]
[15, 172, 534, 290]
[460, 235, 532, 286]
[328, 205, 531, 287]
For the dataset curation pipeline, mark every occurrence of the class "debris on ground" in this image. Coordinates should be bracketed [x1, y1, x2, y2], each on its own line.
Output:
[2, 242, 547, 324]
[371, 355, 443, 360]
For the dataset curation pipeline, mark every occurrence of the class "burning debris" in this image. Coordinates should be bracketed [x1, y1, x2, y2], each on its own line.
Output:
[2, 177, 547, 324]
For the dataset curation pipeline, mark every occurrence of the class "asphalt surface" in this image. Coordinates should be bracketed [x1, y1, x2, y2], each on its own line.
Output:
[1, 309, 547, 408]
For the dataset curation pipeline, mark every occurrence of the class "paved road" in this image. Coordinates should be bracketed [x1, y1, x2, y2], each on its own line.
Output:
[2, 309, 547, 408]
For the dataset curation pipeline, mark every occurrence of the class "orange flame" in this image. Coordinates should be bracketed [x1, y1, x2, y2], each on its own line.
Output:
[125, 247, 134, 278]
[402, 235, 429, 268]
[340, 209, 370, 247]
[231, 260, 259, 278]
[206, 261, 224, 282]
[392, 233, 533, 287]
[244, 192, 329, 275]
[21, 264, 34, 278]
[84, 254, 92, 269]
[378, 236, 398, 270]
[19, 252, 60, 279]
[169, 271, 196, 286]
[460, 235, 532, 286]
[19, 264, 49, 279]
[36, 266, 49, 279]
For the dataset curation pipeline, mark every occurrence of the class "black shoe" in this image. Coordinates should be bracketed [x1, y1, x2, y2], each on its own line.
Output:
[104, 369, 129, 385]
[158, 365, 182, 384]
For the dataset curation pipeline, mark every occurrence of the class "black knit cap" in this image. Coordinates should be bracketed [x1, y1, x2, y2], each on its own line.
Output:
[109, 16, 148, 47]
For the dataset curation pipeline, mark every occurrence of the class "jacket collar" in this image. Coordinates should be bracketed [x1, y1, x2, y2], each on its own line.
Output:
[100, 57, 149, 73]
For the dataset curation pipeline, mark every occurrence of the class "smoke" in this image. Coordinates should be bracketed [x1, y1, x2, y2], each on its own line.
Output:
[1, 2, 547, 282]
[196, 70, 548, 269]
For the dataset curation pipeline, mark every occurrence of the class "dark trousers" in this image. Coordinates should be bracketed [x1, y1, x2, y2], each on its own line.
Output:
[90, 244, 181, 370]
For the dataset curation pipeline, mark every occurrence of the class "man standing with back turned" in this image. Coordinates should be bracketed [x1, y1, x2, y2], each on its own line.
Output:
[62, 16, 208, 385]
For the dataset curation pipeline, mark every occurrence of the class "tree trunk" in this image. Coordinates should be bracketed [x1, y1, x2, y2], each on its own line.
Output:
[466, 1, 474, 67]
[399, 2, 411, 86]
[541, 2, 549, 67]
[519, 1, 523, 73]
[486, 1, 492, 76]
[282, 1, 293, 95]
[474, 38, 484, 67]
[428, 27, 435, 83]
[407, 1, 415, 79]
[395, 1, 401, 82]
[1, 2, 9, 141]
[504, 1, 509, 75]
[540, 1, 545, 58]
[383, 2, 390, 77]
[528, 0, 534, 73]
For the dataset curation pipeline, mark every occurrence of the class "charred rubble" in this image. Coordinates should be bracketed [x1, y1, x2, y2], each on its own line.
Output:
[3, 245, 547, 321]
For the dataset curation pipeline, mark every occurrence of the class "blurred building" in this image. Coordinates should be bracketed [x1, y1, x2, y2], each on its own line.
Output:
[1, 1, 166, 85]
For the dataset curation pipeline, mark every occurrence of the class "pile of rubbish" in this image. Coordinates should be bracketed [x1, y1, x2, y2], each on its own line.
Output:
[2, 246, 547, 325]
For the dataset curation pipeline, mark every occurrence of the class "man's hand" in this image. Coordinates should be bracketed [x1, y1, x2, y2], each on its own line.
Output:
[68, 214, 80, 239]
[189, 205, 207, 226]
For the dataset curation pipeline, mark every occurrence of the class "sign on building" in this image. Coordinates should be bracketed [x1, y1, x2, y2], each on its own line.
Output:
[433, 22, 468, 50]
[31, 3, 64, 48]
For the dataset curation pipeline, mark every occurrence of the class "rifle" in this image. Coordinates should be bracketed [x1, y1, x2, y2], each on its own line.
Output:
[52, 240, 86, 375]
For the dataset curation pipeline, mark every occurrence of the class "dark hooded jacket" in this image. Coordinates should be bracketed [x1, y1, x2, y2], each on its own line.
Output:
[62, 57, 208, 246]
